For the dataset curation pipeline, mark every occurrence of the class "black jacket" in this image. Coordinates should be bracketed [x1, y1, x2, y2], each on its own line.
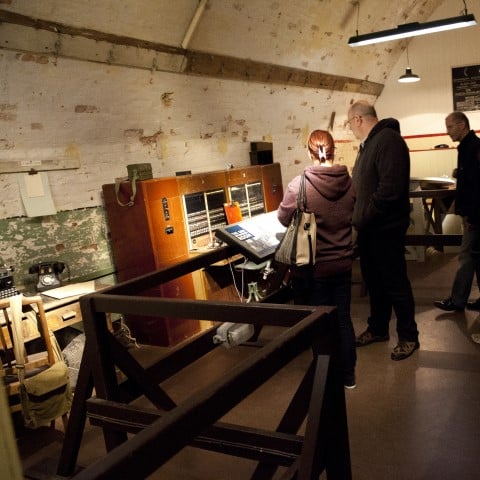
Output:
[455, 130, 480, 225]
[351, 118, 411, 231]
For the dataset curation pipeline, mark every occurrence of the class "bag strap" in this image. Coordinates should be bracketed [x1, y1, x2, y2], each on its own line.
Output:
[115, 171, 138, 207]
[10, 295, 34, 426]
[49, 330, 64, 364]
[9, 294, 26, 384]
[298, 174, 308, 211]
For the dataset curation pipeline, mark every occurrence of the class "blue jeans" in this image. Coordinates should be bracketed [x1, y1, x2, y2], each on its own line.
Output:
[292, 270, 356, 379]
[451, 219, 480, 306]
[357, 227, 419, 343]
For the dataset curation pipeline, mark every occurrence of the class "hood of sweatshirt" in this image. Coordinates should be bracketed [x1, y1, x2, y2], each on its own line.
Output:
[304, 164, 352, 201]
[367, 117, 401, 139]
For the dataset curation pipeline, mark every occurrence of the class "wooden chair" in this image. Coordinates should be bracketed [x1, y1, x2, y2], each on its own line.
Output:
[0, 295, 69, 429]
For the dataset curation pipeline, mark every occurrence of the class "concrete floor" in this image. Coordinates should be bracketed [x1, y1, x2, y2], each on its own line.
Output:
[13, 249, 480, 479]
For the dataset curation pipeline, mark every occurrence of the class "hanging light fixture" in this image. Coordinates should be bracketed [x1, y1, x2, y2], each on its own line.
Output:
[348, 1, 476, 47]
[398, 43, 420, 83]
[398, 67, 420, 83]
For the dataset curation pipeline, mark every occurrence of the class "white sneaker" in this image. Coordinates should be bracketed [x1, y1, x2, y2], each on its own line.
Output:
[471, 333, 480, 344]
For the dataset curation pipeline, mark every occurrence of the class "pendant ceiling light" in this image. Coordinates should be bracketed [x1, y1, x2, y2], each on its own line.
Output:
[398, 67, 420, 83]
[348, 2, 476, 47]
[398, 44, 420, 83]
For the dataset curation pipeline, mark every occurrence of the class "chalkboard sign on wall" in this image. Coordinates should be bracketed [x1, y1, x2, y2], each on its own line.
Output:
[452, 65, 480, 112]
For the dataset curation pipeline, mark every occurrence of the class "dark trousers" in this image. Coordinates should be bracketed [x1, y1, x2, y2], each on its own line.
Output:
[357, 227, 419, 342]
[292, 270, 356, 378]
[451, 218, 480, 306]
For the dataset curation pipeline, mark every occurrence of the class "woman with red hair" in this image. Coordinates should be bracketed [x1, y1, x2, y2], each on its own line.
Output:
[277, 130, 357, 389]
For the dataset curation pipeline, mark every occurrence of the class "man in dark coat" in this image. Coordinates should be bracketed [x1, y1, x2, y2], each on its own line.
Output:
[434, 111, 480, 313]
[347, 101, 419, 361]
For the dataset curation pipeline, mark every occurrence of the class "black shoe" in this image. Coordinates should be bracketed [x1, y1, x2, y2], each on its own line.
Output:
[433, 298, 464, 312]
[466, 298, 480, 311]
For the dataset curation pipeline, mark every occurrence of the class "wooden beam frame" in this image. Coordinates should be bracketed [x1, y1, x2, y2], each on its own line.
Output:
[57, 247, 352, 480]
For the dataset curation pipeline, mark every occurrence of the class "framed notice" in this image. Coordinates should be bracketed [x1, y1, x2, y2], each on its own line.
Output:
[452, 65, 480, 112]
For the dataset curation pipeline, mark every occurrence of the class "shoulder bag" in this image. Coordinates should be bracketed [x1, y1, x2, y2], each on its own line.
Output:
[115, 163, 153, 207]
[274, 174, 316, 267]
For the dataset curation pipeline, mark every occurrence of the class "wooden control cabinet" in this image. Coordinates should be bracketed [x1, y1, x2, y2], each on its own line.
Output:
[102, 163, 283, 346]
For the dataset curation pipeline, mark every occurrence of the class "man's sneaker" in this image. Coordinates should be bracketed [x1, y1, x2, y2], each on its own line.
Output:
[355, 329, 389, 347]
[466, 298, 480, 311]
[433, 298, 464, 311]
[471, 333, 480, 344]
[344, 374, 357, 390]
[391, 341, 420, 361]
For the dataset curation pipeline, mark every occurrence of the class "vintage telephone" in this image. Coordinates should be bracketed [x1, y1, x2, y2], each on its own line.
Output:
[29, 261, 66, 292]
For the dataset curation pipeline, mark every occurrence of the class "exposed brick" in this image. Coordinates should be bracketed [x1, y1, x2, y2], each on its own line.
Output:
[0, 103, 16, 111]
[20, 53, 36, 62]
[81, 244, 99, 251]
[139, 130, 162, 146]
[161, 92, 174, 107]
[0, 113, 16, 121]
[124, 129, 143, 138]
[75, 105, 99, 113]
[0, 138, 14, 149]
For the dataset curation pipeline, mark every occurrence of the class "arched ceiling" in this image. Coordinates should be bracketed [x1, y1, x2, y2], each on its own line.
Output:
[0, 0, 449, 96]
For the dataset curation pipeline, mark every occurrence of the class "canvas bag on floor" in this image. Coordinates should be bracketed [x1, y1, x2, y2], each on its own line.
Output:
[9, 295, 72, 429]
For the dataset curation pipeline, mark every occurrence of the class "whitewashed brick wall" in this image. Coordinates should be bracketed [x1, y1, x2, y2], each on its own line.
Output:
[0, 49, 365, 219]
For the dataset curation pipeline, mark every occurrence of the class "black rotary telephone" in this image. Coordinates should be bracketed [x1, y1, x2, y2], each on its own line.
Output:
[29, 261, 66, 292]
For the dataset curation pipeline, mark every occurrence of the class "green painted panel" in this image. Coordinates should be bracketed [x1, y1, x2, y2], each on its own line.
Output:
[0, 207, 115, 291]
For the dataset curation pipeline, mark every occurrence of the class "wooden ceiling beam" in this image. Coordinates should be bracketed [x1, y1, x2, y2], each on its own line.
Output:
[184, 51, 383, 95]
[0, 9, 383, 96]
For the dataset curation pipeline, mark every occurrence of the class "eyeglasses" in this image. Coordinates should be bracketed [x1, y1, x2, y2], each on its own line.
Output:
[347, 115, 361, 125]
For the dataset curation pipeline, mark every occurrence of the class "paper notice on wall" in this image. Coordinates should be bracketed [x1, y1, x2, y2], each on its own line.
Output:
[24, 173, 45, 197]
[17, 172, 57, 217]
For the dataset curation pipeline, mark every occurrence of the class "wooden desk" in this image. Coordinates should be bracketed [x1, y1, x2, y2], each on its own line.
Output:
[0, 277, 115, 346]
[42, 296, 83, 332]
[409, 187, 456, 234]
[407, 187, 461, 259]
[1, 296, 83, 350]
[41, 276, 115, 332]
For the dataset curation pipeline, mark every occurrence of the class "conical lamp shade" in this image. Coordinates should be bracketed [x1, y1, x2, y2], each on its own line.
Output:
[398, 67, 420, 83]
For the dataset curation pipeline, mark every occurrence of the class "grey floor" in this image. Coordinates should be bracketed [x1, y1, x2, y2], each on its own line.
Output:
[14, 249, 480, 479]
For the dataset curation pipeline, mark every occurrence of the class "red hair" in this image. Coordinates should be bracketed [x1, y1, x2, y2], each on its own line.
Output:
[308, 130, 335, 162]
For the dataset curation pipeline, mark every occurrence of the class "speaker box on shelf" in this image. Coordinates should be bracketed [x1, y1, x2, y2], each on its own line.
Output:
[250, 142, 273, 165]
